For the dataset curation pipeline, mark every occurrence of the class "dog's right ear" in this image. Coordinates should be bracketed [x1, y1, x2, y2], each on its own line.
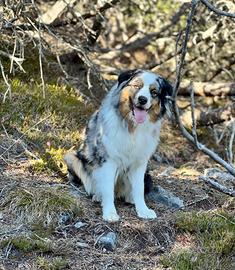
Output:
[118, 69, 142, 87]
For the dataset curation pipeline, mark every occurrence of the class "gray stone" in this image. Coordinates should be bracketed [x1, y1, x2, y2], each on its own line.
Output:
[74, 221, 87, 229]
[147, 186, 184, 209]
[204, 168, 235, 182]
[77, 241, 89, 248]
[58, 212, 71, 225]
[97, 232, 117, 251]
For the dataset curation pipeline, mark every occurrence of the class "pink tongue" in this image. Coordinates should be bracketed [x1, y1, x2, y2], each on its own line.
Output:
[133, 107, 147, 123]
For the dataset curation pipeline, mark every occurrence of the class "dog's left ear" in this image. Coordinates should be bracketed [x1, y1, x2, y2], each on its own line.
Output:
[158, 77, 173, 116]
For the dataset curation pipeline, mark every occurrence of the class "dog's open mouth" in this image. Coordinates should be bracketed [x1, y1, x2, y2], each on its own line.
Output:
[132, 105, 148, 124]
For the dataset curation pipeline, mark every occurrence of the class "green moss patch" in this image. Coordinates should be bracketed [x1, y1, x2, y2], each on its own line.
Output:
[161, 210, 235, 270]
[1, 235, 53, 254]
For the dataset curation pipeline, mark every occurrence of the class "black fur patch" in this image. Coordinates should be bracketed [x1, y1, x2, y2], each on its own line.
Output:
[156, 77, 173, 116]
[144, 170, 153, 194]
[117, 69, 142, 87]
[68, 168, 81, 186]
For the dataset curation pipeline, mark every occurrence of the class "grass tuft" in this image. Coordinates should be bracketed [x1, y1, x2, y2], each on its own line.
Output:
[161, 210, 235, 270]
[3, 186, 83, 236]
[37, 256, 69, 270]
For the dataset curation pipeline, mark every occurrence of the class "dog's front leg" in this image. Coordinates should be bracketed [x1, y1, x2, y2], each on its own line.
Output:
[93, 161, 120, 222]
[129, 164, 157, 219]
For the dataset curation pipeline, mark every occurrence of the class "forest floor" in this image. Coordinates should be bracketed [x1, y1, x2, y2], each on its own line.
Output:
[0, 82, 234, 270]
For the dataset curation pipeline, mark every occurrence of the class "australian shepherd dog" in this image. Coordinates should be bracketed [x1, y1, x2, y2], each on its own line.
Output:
[64, 69, 173, 222]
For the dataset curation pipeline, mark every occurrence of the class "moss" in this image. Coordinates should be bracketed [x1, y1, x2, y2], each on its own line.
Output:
[161, 210, 235, 270]
[37, 256, 69, 270]
[1, 235, 52, 253]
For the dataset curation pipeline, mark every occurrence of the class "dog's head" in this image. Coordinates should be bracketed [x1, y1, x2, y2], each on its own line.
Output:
[117, 69, 173, 128]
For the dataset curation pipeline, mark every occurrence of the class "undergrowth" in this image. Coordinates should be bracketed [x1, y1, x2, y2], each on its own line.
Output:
[0, 79, 94, 174]
[161, 209, 235, 270]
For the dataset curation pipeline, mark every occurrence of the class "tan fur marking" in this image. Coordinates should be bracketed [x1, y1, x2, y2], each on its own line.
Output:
[149, 100, 161, 123]
[129, 78, 144, 89]
[119, 86, 137, 133]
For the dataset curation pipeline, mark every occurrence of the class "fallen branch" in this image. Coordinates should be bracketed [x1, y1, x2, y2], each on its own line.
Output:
[200, 0, 235, 18]
[200, 176, 235, 197]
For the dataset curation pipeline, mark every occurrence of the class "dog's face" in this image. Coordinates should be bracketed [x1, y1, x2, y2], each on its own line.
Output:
[117, 69, 173, 131]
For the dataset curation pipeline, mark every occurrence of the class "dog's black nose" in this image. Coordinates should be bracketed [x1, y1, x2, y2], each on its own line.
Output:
[138, 95, 148, 105]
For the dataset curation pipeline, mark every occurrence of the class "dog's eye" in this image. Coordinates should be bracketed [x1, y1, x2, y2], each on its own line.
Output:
[132, 85, 140, 89]
[151, 89, 158, 98]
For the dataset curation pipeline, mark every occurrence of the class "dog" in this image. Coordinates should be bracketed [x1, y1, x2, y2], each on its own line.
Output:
[64, 69, 173, 222]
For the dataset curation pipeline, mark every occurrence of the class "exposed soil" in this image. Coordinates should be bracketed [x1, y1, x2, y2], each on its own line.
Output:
[0, 125, 233, 270]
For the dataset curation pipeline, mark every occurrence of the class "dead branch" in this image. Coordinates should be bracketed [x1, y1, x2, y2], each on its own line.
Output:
[200, 176, 235, 197]
[200, 0, 235, 18]
[228, 121, 235, 163]
[179, 81, 235, 96]
[0, 59, 11, 103]
[172, 0, 235, 177]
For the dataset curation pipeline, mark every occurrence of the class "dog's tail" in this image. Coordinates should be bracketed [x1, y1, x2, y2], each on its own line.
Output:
[63, 151, 93, 194]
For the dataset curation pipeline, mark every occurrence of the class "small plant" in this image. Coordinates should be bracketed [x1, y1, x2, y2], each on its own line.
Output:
[1, 235, 52, 253]
[37, 256, 69, 270]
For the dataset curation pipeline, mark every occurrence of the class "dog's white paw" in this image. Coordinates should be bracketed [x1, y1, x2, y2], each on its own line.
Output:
[92, 194, 101, 202]
[103, 211, 120, 222]
[137, 208, 157, 219]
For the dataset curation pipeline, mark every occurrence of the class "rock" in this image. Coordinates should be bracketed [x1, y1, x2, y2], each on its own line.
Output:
[147, 186, 184, 209]
[204, 168, 235, 182]
[74, 221, 87, 229]
[77, 241, 89, 248]
[97, 232, 117, 251]
[58, 212, 71, 225]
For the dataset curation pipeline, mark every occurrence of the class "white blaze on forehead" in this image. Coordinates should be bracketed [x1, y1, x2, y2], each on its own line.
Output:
[139, 71, 159, 84]
[134, 71, 159, 107]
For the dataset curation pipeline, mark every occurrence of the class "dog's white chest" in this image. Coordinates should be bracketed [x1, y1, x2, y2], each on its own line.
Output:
[103, 118, 161, 169]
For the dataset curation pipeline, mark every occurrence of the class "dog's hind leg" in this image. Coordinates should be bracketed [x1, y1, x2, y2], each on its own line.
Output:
[93, 160, 119, 222]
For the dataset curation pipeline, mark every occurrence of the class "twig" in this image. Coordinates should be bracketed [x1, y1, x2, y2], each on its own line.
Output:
[185, 195, 209, 207]
[26, 5, 46, 98]
[228, 121, 235, 163]
[199, 176, 235, 197]
[0, 50, 25, 73]
[0, 59, 12, 103]
[172, 0, 235, 177]
[200, 0, 235, 18]
[190, 83, 199, 148]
